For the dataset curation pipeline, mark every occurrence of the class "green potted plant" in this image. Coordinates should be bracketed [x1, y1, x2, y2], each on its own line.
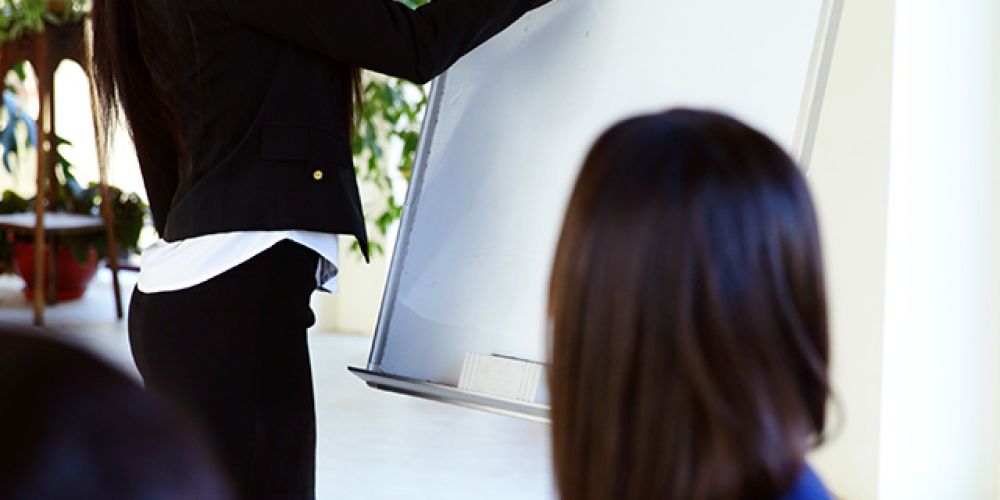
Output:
[0, 90, 146, 300]
[1, 0, 145, 300]
[0, 189, 29, 275]
[5, 185, 146, 301]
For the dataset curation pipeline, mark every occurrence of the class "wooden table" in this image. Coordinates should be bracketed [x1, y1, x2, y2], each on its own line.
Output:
[0, 212, 121, 316]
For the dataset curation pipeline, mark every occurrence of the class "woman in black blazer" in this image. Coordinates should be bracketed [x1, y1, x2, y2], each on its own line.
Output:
[91, 0, 553, 497]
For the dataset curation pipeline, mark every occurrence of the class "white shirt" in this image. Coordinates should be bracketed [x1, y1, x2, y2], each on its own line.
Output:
[137, 231, 340, 294]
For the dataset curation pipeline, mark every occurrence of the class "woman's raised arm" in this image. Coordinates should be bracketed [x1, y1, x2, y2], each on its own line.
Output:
[205, 0, 552, 83]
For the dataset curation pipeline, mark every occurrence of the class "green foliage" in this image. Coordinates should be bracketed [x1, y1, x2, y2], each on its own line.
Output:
[351, 74, 428, 257]
[0, 189, 27, 269]
[0, 0, 147, 269]
[0, 183, 148, 267]
[43, 138, 148, 262]
[0, 0, 90, 43]
[348, 0, 429, 258]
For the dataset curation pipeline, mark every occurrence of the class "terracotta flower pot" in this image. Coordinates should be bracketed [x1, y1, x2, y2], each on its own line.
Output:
[14, 242, 99, 302]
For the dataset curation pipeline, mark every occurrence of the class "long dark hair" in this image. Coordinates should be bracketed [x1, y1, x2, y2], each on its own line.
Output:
[548, 109, 830, 500]
[90, 1, 363, 229]
[91, 0, 187, 231]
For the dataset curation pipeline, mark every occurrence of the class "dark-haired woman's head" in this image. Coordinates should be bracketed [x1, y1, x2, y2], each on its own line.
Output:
[0, 328, 230, 500]
[548, 109, 829, 500]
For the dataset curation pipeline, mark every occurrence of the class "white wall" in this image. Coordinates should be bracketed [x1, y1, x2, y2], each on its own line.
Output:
[805, 0, 895, 498]
[807, 2, 1000, 497]
[879, 1, 1000, 498]
[995, 17, 1000, 495]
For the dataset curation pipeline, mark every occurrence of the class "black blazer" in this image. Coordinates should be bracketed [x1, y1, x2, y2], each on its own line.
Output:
[150, 0, 551, 260]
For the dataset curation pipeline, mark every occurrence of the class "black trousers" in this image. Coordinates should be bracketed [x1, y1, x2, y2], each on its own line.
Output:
[128, 240, 320, 500]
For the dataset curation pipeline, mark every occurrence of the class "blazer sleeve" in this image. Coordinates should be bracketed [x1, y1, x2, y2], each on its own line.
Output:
[205, 0, 553, 84]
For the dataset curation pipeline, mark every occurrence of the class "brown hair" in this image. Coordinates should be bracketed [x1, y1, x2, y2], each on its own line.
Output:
[548, 109, 830, 500]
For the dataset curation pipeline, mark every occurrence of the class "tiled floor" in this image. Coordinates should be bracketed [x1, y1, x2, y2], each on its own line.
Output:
[0, 270, 555, 500]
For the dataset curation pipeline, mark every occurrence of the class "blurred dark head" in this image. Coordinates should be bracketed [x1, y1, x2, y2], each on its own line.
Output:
[0, 327, 229, 500]
[548, 109, 830, 500]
